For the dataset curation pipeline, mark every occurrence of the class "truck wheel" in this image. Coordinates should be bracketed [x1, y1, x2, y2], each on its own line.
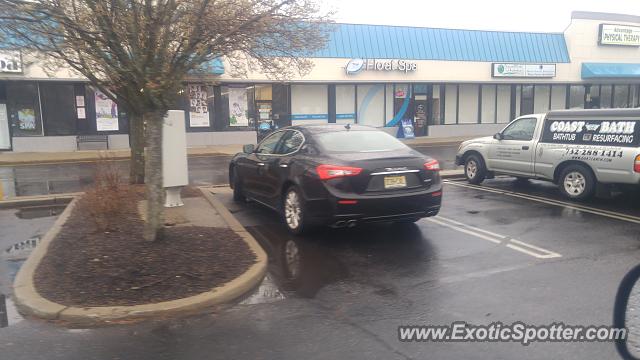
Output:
[464, 155, 486, 185]
[559, 164, 595, 200]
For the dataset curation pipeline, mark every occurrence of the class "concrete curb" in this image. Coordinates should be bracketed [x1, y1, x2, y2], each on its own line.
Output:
[12, 188, 268, 326]
[0, 193, 80, 209]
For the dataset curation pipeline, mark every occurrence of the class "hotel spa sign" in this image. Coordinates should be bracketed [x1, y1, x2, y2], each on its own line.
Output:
[599, 24, 640, 46]
[0, 50, 22, 73]
[345, 58, 417, 75]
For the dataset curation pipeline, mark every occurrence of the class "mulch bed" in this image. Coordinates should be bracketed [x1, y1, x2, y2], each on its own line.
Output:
[33, 186, 256, 307]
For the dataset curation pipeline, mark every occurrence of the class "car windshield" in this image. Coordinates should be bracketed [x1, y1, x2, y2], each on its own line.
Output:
[314, 130, 408, 153]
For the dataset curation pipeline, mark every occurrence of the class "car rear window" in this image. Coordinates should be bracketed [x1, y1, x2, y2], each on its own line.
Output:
[314, 130, 408, 153]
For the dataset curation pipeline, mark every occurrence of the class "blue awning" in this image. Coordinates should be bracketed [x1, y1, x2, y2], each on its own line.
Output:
[582, 63, 640, 79]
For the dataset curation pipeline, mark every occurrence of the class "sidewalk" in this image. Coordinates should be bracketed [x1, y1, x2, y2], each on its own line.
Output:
[1, 136, 468, 166]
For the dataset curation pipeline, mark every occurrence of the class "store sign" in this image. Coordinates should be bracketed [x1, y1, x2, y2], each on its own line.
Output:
[492, 63, 556, 78]
[345, 58, 417, 75]
[599, 24, 640, 46]
[0, 50, 22, 73]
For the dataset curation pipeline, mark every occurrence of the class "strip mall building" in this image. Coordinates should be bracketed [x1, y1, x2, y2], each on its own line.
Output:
[0, 11, 639, 152]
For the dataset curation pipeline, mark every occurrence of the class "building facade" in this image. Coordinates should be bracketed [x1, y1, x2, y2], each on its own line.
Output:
[1, 11, 639, 152]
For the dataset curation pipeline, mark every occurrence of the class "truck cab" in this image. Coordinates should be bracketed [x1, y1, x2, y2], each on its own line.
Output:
[455, 109, 640, 200]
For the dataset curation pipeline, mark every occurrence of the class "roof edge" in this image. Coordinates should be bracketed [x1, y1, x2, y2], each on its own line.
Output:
[571, 11, 640, 24]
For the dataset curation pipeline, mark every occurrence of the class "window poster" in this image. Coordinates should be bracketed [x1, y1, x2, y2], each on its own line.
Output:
[95, 90, 119, 131]
[17, 108, 36, 130]
[188, 84, 210, 127]
[228, 87, 249, 127]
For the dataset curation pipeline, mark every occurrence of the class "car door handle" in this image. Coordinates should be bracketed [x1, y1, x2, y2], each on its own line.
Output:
[257, 162, 265, 166]
[522, 146, 529, 150]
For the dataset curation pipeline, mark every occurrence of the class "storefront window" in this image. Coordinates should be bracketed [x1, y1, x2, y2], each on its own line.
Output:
[357, 84, 384, 127]
[520, 85, 534, 115]
[40, 83, 77, 136]
[385, 84, 393, 124]
[254, 84, 272, 126]
[458, 84, 479, 123]
[569, 85, 585, 109]
[534, 85, 550, 113]
[431, 85, 442, 125]
[550, 85, 566, 110]
[444, 85, 457, 124]
[496, 85, 511, 123]
[481, 85, 496, 124]
[613, 85, 630, 108]
[7, 82, 43, 137]
[220, 85, 254, 129]
[600, 85, 613, 108]
[392, 84, 412, 127]
[335, 85, 355, 124]
[291, 84, 327, 125]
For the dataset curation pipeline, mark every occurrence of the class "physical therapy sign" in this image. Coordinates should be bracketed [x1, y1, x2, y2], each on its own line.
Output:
[599, 24, 640, 46]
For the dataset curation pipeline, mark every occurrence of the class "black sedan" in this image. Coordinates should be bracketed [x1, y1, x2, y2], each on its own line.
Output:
[229, 124, 442, 234]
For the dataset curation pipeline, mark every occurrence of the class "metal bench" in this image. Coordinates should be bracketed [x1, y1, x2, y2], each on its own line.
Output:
[76, 135, 109, 150]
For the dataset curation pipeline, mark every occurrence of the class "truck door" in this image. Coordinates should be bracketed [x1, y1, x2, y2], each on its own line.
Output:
[487, 117, 538, 176]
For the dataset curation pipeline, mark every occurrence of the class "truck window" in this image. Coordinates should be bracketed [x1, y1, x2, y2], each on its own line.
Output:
[502, 118, 537, 141]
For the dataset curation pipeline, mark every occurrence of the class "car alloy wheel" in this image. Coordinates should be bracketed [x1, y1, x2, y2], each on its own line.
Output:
[466, 160, 478, 179]
[563, 171, 586, 196]
[284, 240, 301, 280]
[284, 190, 302, 230]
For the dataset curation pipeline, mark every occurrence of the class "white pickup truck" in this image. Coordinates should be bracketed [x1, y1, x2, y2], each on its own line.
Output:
[455, 109, 640, 200]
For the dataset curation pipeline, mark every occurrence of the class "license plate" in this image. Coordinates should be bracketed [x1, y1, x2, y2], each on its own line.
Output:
[384, 175, 407, 189]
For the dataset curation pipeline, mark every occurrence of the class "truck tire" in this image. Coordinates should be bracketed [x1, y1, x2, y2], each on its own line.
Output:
[464, 154, 486, 185]
[558, 164, 596, 200]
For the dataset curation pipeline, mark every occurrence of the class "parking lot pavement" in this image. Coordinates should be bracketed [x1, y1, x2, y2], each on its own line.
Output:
[2, 180, 639, 359]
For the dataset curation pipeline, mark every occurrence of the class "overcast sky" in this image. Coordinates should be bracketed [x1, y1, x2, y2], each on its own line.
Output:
[324, 0, 640, 32]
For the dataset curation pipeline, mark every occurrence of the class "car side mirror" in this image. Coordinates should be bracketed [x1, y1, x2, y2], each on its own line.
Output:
[243, 144, 255, 154]
[493, 133, 503, 140]
[613, 264, 640, 359]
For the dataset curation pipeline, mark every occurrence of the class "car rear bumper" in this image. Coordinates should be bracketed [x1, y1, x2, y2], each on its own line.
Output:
[305, 187, 442, 226]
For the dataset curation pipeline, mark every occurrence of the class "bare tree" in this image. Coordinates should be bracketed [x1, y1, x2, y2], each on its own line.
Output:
[0, 0, 330, 241]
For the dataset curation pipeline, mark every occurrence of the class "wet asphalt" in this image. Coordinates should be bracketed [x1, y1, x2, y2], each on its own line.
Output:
[0, 144, 459, 199]
[1, 170, 640, 359]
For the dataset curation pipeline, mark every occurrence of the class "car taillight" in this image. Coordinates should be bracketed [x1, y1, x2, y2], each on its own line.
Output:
[316, 164, 363, 180]
[635, 155, 640, 173]
[424, 160, 440, 171]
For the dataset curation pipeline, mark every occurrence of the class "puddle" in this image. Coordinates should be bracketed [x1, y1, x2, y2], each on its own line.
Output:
[15, 204, 67, 219]
[239, 274, 286, 305]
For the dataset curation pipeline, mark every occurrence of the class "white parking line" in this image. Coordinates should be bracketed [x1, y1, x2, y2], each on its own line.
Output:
[426, 215, 562, 259]
[444, 180, 640, 225]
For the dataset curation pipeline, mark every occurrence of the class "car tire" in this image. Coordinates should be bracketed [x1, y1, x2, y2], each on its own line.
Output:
[464, 154, 486, 185]
[231, 168, 245, 202]
[283, 185, 308, 235]
[559, 164, 596, 200]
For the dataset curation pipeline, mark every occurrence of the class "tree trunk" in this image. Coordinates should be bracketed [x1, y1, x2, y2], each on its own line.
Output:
[129, 113, 145, 184]
[143, 111, 165, 242]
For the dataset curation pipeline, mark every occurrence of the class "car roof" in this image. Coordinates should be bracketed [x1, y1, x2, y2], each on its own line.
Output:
[286, 124, 379, 134]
